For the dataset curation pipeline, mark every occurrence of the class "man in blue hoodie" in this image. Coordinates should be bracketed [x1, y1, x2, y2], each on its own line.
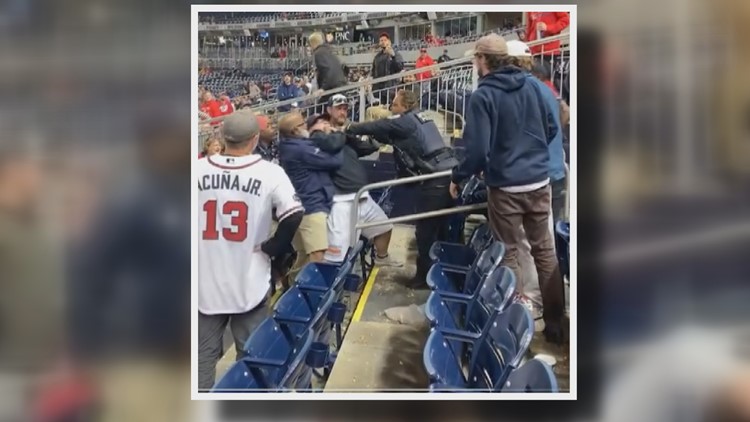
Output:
[277, 111, 343, 279]
[449, 34, 567, 344]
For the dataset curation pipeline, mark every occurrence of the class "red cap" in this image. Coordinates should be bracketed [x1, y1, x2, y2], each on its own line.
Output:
[379, 32, 390, 40]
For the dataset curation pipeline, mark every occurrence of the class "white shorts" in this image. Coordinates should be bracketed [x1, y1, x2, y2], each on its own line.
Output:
[324, 195, 393, 262]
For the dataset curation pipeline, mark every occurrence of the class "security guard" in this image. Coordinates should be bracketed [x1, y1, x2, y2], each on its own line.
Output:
[345, 89, 458, 289]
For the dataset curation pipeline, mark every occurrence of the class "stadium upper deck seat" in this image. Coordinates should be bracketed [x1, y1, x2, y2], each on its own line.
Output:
[213, 319, 314, 392]
[423, 303, 534, 391]
[428, 223, 493, 272]
[426, 240, 505, 300]
[501, 358, 559, 393]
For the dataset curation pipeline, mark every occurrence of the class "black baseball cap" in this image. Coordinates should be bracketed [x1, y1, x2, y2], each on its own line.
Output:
[306, 113, 329, 129]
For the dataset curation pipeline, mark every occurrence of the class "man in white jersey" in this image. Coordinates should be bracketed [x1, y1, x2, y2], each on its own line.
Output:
[197, 110, 303, 390]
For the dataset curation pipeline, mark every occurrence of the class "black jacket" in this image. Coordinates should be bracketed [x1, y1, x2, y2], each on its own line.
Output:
[371, 48, 404, 91]
[347, 111, 421, 159]
[313, 44, 348, 91]
[311, 131, 379, 194]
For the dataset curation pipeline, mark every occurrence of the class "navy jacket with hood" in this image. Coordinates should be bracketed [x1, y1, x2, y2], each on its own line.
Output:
[278, 136, 342, 214]
[452, 66, 557, 188]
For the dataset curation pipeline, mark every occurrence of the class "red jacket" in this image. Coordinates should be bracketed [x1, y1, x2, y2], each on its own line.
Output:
[415, 55, 435, 81]
[526, 12, 569, 55]
[199, 100, 222, 118]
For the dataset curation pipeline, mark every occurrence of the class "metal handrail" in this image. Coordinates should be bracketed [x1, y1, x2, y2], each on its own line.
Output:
[348, 170, 486, 247]
[201, 33, 570, 123]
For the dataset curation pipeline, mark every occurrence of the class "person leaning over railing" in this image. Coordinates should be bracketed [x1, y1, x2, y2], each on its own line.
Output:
[449, 34, 567, 345]
[344, 89, 458, 288]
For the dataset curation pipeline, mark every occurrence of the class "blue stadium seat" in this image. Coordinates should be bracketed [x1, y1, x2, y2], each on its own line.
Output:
[213, 319, 313, 392]
[423, 303, 533, 391]
[428, 223, 493, 272]
[425, 266, 516, 332]
[555, 221, 570, 280]
[425, 266, 517, 363]
[272, 286, 335, 344]
[426, 240, 505, 300]
[502, 359, 558, 393]
[296, 260, 354, 298]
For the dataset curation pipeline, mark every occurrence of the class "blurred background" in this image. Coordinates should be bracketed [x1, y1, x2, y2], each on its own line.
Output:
[0, 0, 749, 421]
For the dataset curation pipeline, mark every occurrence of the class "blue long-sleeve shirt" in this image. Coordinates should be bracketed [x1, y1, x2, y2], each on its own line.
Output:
[526, 75, 566, 182]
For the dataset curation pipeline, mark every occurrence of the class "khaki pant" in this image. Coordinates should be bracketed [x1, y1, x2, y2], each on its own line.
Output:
[486, 185, 565, 324]
[289, 212, 328, 281]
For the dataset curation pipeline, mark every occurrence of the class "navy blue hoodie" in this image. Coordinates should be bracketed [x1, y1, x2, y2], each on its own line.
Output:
[452, 66, 557, 188]
[278, 136, 342, 214]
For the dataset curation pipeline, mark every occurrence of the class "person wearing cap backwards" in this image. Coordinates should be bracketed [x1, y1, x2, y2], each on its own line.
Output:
[196, 110, 304, 389]
[504, 40, 568, 322]
[307, 94, 403, 267]
[508, 41, 568, 224]
[276, 111, 344, 280]
[449, 34, 566, 344]
[371, 32, 404, 104]
[344, 89, 458, 289]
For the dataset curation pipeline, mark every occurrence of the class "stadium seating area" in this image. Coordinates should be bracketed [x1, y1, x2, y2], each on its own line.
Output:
[199, 71, 282, 98]
[199, 12, 340, 25]
[212, 219, 570, 392]
[212, 242, 366, 392]
[198, 13, 572, 394]
[394, 26, 523, 51]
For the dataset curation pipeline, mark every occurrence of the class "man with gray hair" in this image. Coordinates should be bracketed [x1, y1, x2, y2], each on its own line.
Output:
[450, 34, 566, 344]
[309, 31, 347, 107]
[197, 110, 303, 389]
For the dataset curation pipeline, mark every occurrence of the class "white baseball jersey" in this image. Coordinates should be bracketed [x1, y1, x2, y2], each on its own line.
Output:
[198, 154, 303, 315]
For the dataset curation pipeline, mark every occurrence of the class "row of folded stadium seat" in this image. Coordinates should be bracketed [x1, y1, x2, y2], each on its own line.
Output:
[212, 241, 367, 392]
[424, 224, 558, 392]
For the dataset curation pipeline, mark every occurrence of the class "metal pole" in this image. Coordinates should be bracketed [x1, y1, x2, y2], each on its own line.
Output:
[355, 203, 488, 231]
[349, 170, 453, 247]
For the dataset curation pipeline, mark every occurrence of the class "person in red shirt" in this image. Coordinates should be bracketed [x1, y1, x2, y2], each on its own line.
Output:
[218, 94, 234, 115]
[199, 91, 222, 119]
[525, 12, 570, 56]
[415, 48, 435, 81]
[424, 32, 435, 46]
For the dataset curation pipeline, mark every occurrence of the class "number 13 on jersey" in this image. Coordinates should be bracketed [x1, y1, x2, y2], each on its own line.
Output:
[201, 200, 249, 242]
